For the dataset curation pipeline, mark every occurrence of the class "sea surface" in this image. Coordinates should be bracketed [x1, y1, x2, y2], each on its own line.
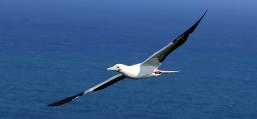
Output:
[0, 0, 257, 119]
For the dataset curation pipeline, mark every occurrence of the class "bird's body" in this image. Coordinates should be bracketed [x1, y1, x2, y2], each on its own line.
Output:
[108, 63, 178, 79]
[48, 11, 207, 107]
[111, 64, 144, 79]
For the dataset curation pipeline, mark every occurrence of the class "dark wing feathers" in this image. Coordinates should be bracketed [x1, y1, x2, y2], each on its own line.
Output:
[142, 10, 207, 66]
[48, 74, 126, 107]
[48, 92, 85, 106]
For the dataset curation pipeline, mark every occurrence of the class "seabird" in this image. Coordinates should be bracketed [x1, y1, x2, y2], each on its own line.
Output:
[48, 11, 207, 107]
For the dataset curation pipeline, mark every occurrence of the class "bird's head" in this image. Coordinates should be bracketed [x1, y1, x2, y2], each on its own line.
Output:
[107, 64, 126, 72]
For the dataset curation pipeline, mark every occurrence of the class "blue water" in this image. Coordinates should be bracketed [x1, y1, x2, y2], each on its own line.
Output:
[0, 0, 257, 119]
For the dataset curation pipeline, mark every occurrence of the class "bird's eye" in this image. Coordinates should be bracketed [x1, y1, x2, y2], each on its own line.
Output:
[116, 66, 120, 69]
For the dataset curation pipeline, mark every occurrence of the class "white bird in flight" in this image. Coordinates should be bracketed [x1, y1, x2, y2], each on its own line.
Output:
[48, 11, 207, 106]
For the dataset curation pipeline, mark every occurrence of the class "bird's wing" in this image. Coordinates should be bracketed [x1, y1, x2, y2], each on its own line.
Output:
[48, 74, 126, 107]
[141, 11, 207, 67]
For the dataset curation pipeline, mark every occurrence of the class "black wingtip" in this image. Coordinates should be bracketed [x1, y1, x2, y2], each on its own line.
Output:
[199, 9, 208, 20]
[187, 10, 207, 34]
[203, 9, 208, 16]
[48, 98, 72, 107]
[48, 92, 84, 107]
[201, 9, 208, 20]
[48, 96, 75, 107]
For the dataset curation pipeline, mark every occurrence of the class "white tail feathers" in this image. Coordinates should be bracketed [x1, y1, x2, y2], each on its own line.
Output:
[159, 70, 179, 74]
[153, 70, 179, 75]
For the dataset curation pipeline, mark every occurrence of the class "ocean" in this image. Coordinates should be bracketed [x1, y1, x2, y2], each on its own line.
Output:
[0, 0, 257, 119]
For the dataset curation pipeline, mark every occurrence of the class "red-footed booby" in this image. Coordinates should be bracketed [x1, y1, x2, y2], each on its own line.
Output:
[48, 10, 207, 107]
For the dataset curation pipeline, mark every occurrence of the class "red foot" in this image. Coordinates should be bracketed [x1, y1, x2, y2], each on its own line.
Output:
[154, 70, 161, 74]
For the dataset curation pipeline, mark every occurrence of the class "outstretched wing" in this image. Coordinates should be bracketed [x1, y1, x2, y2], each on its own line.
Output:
[48, 74, 126, 107]
[141, 10, 207, 67]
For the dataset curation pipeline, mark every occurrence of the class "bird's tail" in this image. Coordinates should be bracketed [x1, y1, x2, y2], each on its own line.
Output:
[159, 70, 179, 74]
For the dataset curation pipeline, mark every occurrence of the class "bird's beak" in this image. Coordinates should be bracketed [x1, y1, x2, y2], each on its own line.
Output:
[107, 66, 116, 71]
